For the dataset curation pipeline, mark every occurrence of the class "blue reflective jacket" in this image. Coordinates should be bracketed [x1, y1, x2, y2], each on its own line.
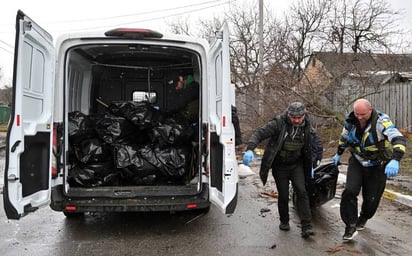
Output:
[337, 109, 406, 166]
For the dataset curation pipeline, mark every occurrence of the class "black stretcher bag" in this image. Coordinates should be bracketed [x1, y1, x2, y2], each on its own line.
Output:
[291, 163, 339, 208]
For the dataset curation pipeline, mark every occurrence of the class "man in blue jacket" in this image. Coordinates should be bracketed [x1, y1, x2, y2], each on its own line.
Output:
[243, 102, 323, 238]
[333, 98, 407, 242]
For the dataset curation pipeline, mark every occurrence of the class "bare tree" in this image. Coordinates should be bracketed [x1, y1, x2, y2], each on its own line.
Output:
[283, 0, 407, 123]
[0, 85, 13, 106]
[324, 0, 402, 53]
[166, 17, 192, 36]
[284, 0, 331, 77]
[224, 2, 300, 132]
[165, 0, 410, 135]
[325, 0, 349, 53]
[350, 0, 400, 53]
[197, 17, 224, 43]
[0, 67, 12, 106]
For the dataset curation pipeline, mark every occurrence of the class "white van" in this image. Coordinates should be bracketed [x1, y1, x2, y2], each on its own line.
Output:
[3, 10, 238, 219]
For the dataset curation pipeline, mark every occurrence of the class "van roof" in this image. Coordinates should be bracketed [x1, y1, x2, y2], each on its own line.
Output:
[55, 28, 209, 47]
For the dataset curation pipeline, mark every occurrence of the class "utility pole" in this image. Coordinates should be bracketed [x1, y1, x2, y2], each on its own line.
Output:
[258, 0, 264, 116]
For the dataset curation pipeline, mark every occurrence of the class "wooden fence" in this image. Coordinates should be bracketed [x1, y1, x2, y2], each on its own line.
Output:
[332, 81, 412, 133]
[365, 82, 412, 133]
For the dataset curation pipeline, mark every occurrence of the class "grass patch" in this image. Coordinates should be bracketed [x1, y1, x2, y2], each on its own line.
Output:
[399, 136, 412, 176]
[0, 124, 8, 132]
[385, 183, 412, 196]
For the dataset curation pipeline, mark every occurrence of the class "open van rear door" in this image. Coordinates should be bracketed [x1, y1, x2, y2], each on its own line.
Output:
[3, 10, 55, 219]
[207, 22, 238, 214]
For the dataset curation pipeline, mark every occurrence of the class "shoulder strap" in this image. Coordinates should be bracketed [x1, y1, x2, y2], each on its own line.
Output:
[370, 111, 385, 151]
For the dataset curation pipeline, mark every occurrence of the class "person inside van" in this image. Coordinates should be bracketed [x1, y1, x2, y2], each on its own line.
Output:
[176, 74, 194, 91]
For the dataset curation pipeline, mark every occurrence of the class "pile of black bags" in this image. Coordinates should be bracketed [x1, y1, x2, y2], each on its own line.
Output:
[67, 102, 196, 187]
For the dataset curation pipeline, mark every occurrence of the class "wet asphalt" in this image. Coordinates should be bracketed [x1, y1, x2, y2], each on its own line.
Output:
[1, 132, 412, 255]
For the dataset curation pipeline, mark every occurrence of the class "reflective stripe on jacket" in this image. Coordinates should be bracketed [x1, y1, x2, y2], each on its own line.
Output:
[338, 109, 406, 166]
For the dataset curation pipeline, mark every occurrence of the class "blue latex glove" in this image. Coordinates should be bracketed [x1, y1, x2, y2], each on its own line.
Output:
[333, 154, 340, 166]
[385, 160, 399, 178]
[311, 168, 315, 179]
[243, 150, 254, 166]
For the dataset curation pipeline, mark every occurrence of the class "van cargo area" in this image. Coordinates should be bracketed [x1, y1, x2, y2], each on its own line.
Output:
[59, 43, 205, 202]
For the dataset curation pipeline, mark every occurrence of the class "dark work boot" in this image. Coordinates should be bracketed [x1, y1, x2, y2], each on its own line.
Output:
[343, 226, 358, 242]
[301, 225, 315, 238]
[279, 222, 290, 231]
[356, 216, 368, 231]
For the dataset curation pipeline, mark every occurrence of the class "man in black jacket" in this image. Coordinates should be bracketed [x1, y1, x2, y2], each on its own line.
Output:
[243, 102, 323, 238]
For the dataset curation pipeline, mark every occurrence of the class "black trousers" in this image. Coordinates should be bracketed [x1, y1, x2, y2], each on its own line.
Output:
[340, 156, 387, 227]
[272, 162, 312, 227]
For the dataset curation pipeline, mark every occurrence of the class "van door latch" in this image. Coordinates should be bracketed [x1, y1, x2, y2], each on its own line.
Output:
[11, 140, 21, 152]
[7, 174, 19, 181]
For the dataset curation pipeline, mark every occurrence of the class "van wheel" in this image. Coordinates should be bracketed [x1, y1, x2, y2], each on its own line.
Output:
[63, 212, 84, 218]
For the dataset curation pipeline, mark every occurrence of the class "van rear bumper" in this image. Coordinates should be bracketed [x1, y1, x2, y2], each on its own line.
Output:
[50, 185, 210, 213]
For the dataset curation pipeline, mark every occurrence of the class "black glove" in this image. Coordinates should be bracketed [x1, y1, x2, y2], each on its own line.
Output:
[259, 170, 268, 186]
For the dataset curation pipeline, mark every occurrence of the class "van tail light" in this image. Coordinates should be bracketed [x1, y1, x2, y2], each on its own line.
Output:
[65, 205, 77, 212]
[186, 203, 198, 209]
[51, 124, 58, 178]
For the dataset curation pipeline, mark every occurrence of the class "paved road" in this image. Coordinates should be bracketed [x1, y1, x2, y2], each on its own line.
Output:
[1, 157, 412, 256]
[1, 133, 412, 255]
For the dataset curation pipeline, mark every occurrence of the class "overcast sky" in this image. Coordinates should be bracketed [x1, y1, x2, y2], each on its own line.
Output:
[0, 0, 411, 86]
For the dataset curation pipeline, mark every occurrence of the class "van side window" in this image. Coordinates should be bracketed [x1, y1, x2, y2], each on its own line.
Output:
[132, 91, 157, 103]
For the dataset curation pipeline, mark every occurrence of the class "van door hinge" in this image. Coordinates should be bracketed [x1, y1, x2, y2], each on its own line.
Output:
[23, 21, 32, 34]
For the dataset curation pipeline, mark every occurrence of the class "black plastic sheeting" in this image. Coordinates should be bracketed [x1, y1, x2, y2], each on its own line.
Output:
[108, 101, 163, 129]
[95, 114, 143, 144]
[68, 161, 120, 187]
[116, 144, 189, 181]
[151, 118, 194, 147]
[72, 138, 112, 164]
[68, 111, 97, 145]
[67, 102, 196, 187]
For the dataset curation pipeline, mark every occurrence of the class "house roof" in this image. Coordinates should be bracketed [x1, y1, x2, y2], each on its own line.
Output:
[309, 52, 412, 80]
